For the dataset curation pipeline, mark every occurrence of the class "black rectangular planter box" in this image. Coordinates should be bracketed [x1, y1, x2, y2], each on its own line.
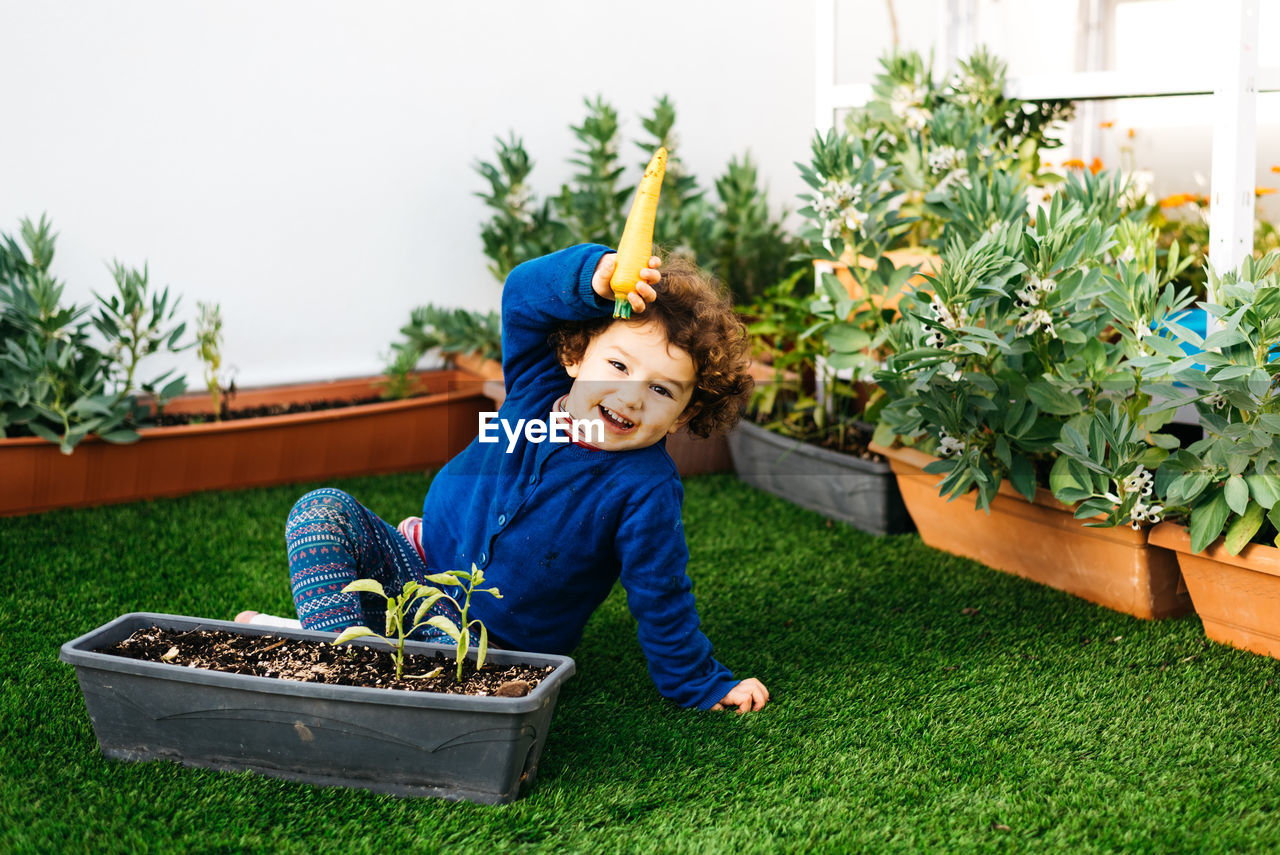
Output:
[728, 420, 911, 535]
[60, 613, 576, 804]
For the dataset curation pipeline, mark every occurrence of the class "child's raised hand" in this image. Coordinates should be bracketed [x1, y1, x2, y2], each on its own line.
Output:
[592, 253, 661, 315]
[711, 677, 770, 713]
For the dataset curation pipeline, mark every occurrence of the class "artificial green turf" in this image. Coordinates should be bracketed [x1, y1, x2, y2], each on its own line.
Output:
[2, 471, 1279, 854]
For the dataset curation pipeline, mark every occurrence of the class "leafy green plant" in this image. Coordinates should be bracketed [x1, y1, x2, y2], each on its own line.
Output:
[556, 96, 629, 246]
[381, 304, 502, 400]
[846, 46, 1073, 250]
[635, 94, 707, 259]
[1, 216, 145, 452]
[473, 95, 801, 304]
[194, 301, 229, 420]
[474, 133, 571, 281]
[332, 564, 502, 681]
[1133, 251, 1280, 553]
[378, 342, 424, 401]
[736, 128, 933, 454]
[705, 154, 805, 304]
[874, 169, 1195, 511]
[93, 261, 188, 403]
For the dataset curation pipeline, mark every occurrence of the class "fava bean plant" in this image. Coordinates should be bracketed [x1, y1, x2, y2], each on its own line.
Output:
[875, 169, 1195, 513]
[332, 564, 502, 681]
[1136, 252, 1280, 553]
[0, 215, 189, 452]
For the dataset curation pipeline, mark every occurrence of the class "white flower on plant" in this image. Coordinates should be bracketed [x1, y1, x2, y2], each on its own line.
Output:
[938, 361, 962, 382]
[904, 106, 931, 131]
[934, 168, 971, 193]
[843, 206, 868, 233]
[1111, 465, 1162, 529]
[890, 83, 926, 116]
[820, 179, 858, 205]
[1015, 273, 1057, 308]
[1016, 309, 1056, 338]
[1117, 245, 1137, 264]
[931, 297, 959, 329]
[1123, 465, 1155, 498]
[1129, 500, 1164, 529]
[928, 145, 961, 174]
[1120, 169, 1156, 209]
[1204, 392, 1226, 409]
[937, 428, 966, 456]
[822, 219, 843, 240]
[1025, 185, 1054, 218]
[507, 183, 534, 225]
[815, 195, 840, 217]
[925, 297, 965, 348]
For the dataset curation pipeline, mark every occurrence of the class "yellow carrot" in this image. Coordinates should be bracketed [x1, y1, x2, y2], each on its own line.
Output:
[609, 147, 667, 319]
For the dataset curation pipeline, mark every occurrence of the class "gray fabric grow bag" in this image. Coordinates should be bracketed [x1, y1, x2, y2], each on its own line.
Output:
[728, 420, 911, 535]
[60, 612, 576, 804]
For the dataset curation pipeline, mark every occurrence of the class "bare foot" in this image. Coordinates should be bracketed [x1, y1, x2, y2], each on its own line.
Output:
[234, 610, 259, 623]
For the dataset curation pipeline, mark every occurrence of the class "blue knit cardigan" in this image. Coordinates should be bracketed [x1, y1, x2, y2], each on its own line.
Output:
[421, 244, 737, 709]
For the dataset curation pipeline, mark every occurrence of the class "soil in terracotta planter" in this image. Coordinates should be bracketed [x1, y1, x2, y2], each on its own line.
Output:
[149, 394, 390, 426]
[748, 414, 881, 460]
[103, 626, 553, 697]
[1, 393, 410, 437]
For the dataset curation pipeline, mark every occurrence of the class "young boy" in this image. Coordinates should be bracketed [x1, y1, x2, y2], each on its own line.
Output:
[246, 244, 769, 712]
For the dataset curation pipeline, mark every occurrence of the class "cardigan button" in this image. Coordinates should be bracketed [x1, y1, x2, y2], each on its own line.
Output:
[498, 514, 507, 526]
[478, 552, 488, 565]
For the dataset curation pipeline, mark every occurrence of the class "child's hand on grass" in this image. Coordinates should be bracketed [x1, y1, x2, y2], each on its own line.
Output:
[593, 253, 660, 315]
[711, 678, 769, 713]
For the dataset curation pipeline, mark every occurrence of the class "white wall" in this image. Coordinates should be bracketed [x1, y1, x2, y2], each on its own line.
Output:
[7, 1, 1274, 394]
[0, 0, 819, 388]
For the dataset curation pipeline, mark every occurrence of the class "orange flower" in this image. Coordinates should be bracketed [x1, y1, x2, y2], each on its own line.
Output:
[1258, 187, 1278, 197]
[1089, 157, 1104, 174]
[1042, 161, 1053, 168]
[1099, 121, 1114, 128]
[1160, 193, 1200, 208]
[1272, 165, 1280, 173]
[1127, 128, 1136, 139]
[1061, 158, 1086, 169]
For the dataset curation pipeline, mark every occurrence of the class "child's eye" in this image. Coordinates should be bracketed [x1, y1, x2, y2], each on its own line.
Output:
[608, 360, 627, 374]
[650, 384, 673, 399]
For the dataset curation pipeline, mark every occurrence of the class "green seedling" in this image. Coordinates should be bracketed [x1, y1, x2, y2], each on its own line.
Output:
[331, 563, 502, 681]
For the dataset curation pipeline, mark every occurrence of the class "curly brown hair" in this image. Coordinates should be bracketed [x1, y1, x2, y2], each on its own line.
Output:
[549, 255, 752, 438]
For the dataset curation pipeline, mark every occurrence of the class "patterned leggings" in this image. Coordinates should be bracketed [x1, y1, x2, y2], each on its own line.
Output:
[285, 487, 461, 643]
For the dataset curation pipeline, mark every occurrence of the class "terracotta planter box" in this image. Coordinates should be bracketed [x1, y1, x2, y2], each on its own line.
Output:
[730, 421, 910, 535]
[451, 352, 507, 406]
[1149, 522, 1280, 658]
[60, 613, 576, 804]
[1, 370, 489, 516]
[871, 442, 1191, 620]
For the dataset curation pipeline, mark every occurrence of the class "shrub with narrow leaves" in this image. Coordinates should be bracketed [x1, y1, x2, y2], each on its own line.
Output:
[1138, 251, 1280, 553]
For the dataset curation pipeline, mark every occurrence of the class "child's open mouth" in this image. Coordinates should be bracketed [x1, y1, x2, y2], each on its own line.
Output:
[598, 404, 636, 432]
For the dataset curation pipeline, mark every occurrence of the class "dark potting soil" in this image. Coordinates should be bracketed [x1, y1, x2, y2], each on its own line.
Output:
[150, 395, 388, 427]
[749, 414, 881, 460]
[102, 626, 552, 697]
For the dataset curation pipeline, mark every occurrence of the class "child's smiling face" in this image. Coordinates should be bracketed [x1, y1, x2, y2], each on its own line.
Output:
[562, 318, 696, 452]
